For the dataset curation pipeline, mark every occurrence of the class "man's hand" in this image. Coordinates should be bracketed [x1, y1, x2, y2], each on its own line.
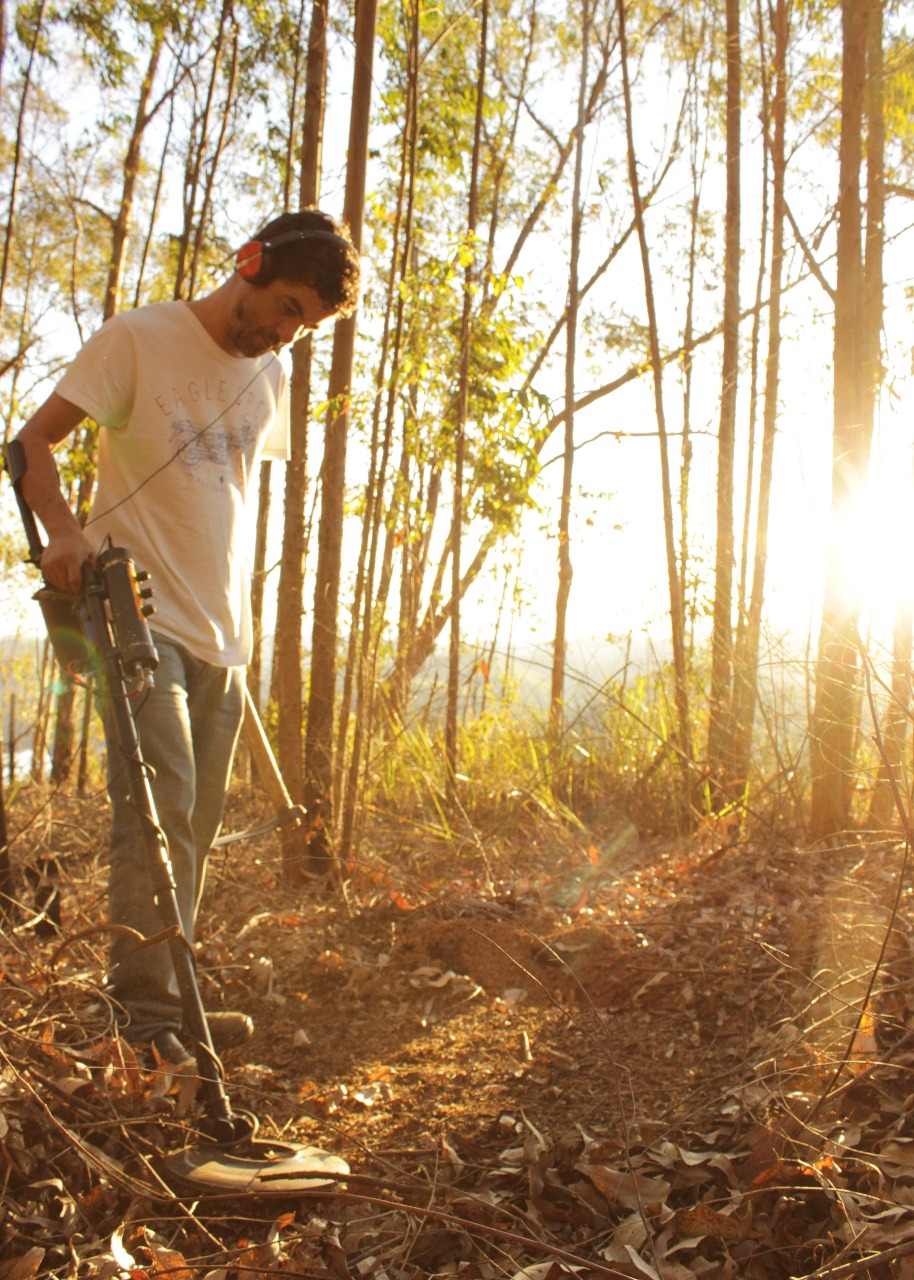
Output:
[39, 525, 96, 594]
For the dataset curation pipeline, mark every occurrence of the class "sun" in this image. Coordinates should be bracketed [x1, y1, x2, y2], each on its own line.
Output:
[829, 441, 914, 631]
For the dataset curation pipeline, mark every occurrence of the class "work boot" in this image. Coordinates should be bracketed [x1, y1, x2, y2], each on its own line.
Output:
[192, 1011, 254, 1052]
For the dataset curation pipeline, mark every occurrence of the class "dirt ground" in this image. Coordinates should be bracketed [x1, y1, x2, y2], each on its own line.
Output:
[4, 780, 914, 1280]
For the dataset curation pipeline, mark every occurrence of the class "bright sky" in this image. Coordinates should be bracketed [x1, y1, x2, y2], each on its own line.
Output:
[482, 137, 914, 667]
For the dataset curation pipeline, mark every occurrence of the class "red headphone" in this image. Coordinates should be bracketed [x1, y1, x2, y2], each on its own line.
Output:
[235, 229, 350, 284]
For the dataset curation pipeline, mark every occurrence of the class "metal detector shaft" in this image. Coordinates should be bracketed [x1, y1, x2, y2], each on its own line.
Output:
[80, 576, 242, 1140]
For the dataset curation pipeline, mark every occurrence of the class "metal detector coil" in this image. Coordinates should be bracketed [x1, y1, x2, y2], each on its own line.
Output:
[163, 1139, 350, 1195]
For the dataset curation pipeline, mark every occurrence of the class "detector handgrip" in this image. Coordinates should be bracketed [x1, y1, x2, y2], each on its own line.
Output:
[4, 438, 45, 567]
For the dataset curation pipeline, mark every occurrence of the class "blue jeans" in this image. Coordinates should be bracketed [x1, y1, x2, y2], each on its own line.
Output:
[104, 636, 244, 1042]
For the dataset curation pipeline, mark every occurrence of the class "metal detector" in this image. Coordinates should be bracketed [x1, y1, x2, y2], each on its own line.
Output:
[4, 439, 349, 1194]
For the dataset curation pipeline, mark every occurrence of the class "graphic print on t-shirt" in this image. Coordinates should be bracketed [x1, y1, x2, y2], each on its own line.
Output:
[170, 417, 263, 491]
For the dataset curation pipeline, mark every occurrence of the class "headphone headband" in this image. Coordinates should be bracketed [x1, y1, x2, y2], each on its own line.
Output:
[264, 229, 352, 251]
[236, 228, 353, 282]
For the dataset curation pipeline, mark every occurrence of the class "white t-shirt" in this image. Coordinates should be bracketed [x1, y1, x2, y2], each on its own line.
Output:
[56, 301, 289, 667]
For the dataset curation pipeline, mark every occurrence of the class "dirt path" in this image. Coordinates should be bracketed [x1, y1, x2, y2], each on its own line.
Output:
[3, 787, 914, 1280]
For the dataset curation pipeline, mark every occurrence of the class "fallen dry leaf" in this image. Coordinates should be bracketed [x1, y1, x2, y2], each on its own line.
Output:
[670, 1202, 750, 1241]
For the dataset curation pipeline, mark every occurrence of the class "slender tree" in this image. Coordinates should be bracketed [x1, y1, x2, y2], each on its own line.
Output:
[337, 0, 421, 865]
[187, 19, 239, 298]
[679, 36, 709, 629]
[274, 0, 328, 882]
[616, 0, 693, 776]
[446, 0, 488, 788]
[173, 0, 234, 301]
[729, 0, 789, 791]
[551, 0, 591, 734]
[104, 31, 165, 319]
[0, 0, 48, 328]
[734, 0, 770, 667]
[0, 0, 7, 109]
[303, 0, 379, 870]
[861, 0, 904, 830]
[809, 0, 869, 839]
[706, 0, 742, 793]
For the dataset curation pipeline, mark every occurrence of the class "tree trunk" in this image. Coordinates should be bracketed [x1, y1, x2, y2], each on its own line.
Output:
[282, 0, 310, 208]
[134, 85, 178, 307]
[809, 0, 869, 839]
[76, 680, 94, 797]
[50, 681, 77, 785]
[6, 694, 15, 787]
[868, 584, 912, 831]
[706, 0, 741, 792]
[104, 33, 163, 320]
[337, 0, 420, 865]
[734, 0, 770, 680]
[30, 639, 51, 784]
[173, 0, 233, 300]
[274, 0, 329, 884]
[446, 0, 488, 789]
[679, 51, 706, 637]
[861, 0, 900, 830]
[551, 0, 590, 734]
[303, 0, 378, 871]
[0, 0, 48, 328]
[729, 0, 789, 792]
[616, 0, 693, 782]
[187, 18, 239, 297]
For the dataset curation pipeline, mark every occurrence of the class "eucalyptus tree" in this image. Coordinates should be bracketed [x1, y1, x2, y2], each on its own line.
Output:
[678, 14, 712, 636]
[248, 0, 324, 718]
[272, 0, 328, 882]
[616, 0, 692, 771]
[868, 7, 911, 830]
[0, 0, 7, 107]
[728, 0, 789, 796]
[0, 0, 47, 329]
[336, 0, 421, 865]
[172, 0, 237, 300]
[303, 0, 379, 869]
[706, 0, 741, 790]
[550, 0, 594, 734]
[809, 0, 869, 838]
[445, 0, 488, 790]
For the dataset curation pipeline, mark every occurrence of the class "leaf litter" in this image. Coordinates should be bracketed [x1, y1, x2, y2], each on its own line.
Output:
[3, 787, 914, 1280]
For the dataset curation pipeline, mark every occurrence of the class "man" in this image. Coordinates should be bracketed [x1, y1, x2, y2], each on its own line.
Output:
[15, 208, 360, 1066]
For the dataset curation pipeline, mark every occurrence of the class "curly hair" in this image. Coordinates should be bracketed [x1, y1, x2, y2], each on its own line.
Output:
[251, 209, 361, 316]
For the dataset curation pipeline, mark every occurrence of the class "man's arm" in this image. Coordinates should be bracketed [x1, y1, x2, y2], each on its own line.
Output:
[15, 392, 92, 593]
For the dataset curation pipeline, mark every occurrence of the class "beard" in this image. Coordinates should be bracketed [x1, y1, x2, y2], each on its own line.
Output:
[229, 300, 280, 358]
